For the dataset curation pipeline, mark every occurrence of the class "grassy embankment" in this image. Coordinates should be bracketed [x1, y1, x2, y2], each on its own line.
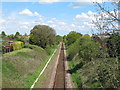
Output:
[2, 44, 57, 88]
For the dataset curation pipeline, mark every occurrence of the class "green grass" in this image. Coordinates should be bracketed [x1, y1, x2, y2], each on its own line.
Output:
[2, 45, 46, 88]
[24, 52, 55, 88]
[17, 52, 34, 58]
[24, 45, 58, 88]
[2, 44, 58, 88]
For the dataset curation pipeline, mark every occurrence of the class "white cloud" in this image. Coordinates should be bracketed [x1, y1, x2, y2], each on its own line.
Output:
[19, 9, 33, 16]
[75, 10, 97, 20]
[19, 9, 41, 17]
[2, 8, 99, 35]
[0, 19, 6, 23]
[73, 10, 98, 34]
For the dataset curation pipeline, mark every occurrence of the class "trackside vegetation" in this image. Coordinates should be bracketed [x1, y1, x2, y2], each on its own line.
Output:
[65, 31, 120, 88]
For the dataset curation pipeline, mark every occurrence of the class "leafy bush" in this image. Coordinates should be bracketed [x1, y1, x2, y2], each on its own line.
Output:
[11, 42, 24, 50]
[66, 31, 82, 46]
[78, 38, 101, 63]
[67, 39, 80, 60]
[67, 37, 101, 63]
[45, 45, 57, 55]
[106, 33, 120, 57]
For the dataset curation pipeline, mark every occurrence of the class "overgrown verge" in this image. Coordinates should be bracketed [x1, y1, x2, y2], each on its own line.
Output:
[66, 33, 120, 88]
[2, 44, 57, 88]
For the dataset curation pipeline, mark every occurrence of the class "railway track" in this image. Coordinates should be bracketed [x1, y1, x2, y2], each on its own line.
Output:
[53, 43, 66, 89]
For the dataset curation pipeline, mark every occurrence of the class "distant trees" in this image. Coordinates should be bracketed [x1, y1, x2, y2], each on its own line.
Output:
[29, 25, 56, 48]
[66, 31, 82, 46]
[1, 31, 6, 38]
[14, 32, 21, 40]
[56, 35, 62, 44]
[15, 32, 20, 37]
[8, 34, 14, 40]
[83, 34, 91, 39]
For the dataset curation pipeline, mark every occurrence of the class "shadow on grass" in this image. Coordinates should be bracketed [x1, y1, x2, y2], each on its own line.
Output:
[67, 62, 83, 74]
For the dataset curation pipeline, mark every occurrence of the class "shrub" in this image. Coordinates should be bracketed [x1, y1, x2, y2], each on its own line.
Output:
[11, 42, 24, 50]
[78, 38, 100, 63]
[106, 33, 120, 57]
[67, 39, 80, 60]
[67, 37, 101, 63]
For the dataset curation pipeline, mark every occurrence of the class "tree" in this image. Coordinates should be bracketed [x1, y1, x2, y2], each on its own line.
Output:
[56, 35, 62, 44]
[78, 38, 100, 63]
[8, 34, 14, 40]
[1, 31, 6, 38]
[66, 31, 82, 46]
[93, 1, 120, 33]
[106, 33, 120, 57]
[24, 33, 27, 36]
[83, 34, 91, 39]
[29, 25, 56, 48]
[14, 32, 21, 40]
[15, 32, 20, 36]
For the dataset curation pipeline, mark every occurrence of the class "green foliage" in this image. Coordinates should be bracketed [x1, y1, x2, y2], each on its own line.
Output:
[45, 45, 57, 55]
[67, 39, 80, 60]
[66, 33, 119, 88]
[8, 34, 14, 39]
[11, 42, 24, 50]
[1, 31, 6, 38]
[25, 43, 36, 49]
[83, 34, 91, 40]
[17, 52, 34, 58]
[106, 33, 120, 57]
[63, 35, 67, 45]
[56, 35, 62, 44]
[29, 25, 56, 48]
[17, 36, 29, 43]
[78, 38, 100, 63]
[66, 31, 82, 46]
[67, 37, 101, 63]
[2, 42, 57, 88]
[15, 32, 20, 37]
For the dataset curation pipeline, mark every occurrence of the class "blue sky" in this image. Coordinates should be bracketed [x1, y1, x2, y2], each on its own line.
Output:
[0, 0, 116, 36]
